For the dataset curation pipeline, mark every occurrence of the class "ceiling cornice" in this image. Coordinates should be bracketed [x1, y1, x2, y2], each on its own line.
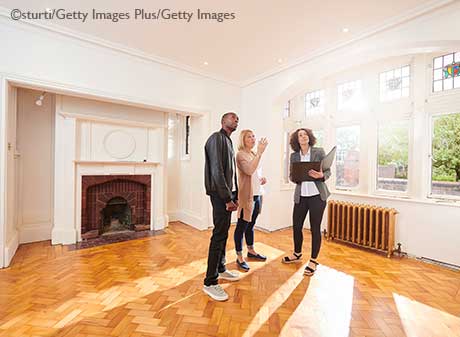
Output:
[241, 0, 457, 87]
[1, 0, 457, 88]
[0, 6, 240, 87]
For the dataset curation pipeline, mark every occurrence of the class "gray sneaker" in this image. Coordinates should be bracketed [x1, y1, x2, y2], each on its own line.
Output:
[218, 270, 240, 281]
[203, 284, 229, 301]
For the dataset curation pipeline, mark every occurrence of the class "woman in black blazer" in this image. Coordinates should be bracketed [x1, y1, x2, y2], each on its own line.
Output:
[282, 128, 331, 276]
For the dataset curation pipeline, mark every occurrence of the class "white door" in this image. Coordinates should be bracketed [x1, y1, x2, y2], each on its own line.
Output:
[3, 85, 18, 267]
[0, 80, 4, 268]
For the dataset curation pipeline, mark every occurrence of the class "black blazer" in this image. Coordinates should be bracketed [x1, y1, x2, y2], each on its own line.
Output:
[204, 129, 238, 203]
[289, 147, 331, 203]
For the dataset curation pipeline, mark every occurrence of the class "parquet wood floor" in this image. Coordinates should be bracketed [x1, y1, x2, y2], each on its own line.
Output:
[0, 222, 459, 337]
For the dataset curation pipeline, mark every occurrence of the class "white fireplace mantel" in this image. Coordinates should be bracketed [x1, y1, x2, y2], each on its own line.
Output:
[52, 107, 168, 245]
[75, 161, 166, 242]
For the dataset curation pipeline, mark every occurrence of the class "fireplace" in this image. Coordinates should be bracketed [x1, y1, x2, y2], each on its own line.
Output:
[81, 175, 151, 239]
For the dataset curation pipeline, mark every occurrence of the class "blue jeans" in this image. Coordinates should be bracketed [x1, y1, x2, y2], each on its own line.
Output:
[234, 196, 261, 254]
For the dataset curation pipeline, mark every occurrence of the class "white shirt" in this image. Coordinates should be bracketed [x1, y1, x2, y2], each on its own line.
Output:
[300, 148, 320, 197]
[252, 166, 265, 196]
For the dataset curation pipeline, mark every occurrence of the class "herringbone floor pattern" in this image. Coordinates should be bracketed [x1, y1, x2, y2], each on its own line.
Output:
[0, 222, 459, 337]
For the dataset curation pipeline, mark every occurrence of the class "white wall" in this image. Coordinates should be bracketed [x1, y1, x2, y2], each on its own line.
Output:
[3, 83, 17, 266]
[16, 88, 54, 244]
[241, 2, 460, 266]
[0, 16, 240, 264]
[167, 112, 212, 230]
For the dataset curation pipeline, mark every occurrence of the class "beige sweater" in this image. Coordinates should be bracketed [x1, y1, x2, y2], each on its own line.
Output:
[236, 150, 263, 222]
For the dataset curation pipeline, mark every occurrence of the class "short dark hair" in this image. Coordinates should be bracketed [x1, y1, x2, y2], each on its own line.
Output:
[289, 128, 317, 152]
[221, 112, 236, 123]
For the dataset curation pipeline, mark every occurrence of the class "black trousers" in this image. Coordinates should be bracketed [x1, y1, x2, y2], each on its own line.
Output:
[292, 195, 327, 259]
[204, 195, 233, 286]
[234, 195, 261, 252]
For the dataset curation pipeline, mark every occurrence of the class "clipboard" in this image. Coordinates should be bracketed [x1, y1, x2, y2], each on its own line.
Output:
[291, 146, 337, 182]
[291, 161, 322, 182]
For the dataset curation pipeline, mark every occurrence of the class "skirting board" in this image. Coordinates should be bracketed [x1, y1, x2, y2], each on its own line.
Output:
[4, 230, 19, 267]
[19, 223, 52, 244]
[51, 226, 77, 245]
[168, 211, 207, 230]
[153, 215, 168, 230]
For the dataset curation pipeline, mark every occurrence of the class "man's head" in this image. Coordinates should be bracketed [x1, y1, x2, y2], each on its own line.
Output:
[221, 112, 239, 134]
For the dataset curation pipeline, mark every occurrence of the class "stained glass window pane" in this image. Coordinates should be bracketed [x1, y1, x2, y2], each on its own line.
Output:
[305, 89, 325, 116]
[337, 80, 363, 111]
[283, 100, 290, 119]
[432, 52, 460, 92]
[433, 80, 443, 92]
[380, 65, 410, 101]
[454, 76, 460, 89]
[434, 57, 443, 69]
[444, 78, 453, 90]
[433, 69, 443, 80]
[444, 54, 454, 66]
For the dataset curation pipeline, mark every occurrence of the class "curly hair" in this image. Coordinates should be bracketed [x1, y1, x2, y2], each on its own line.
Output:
[289, 128, 317, 152]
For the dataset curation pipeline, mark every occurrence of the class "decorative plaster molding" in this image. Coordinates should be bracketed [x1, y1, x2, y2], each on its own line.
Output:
[58, 111, 166, 129]
[103, 130, 137, 159]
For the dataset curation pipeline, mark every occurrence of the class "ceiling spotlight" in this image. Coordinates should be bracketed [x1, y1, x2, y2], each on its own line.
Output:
[278, 58, 283, 64]
[35, 92, 46, 106]
[203, 61, 209, 66]
[342, 28, 349, 33]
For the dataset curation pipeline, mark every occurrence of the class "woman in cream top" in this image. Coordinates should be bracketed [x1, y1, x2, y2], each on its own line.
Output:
[234, 129, 268, 271]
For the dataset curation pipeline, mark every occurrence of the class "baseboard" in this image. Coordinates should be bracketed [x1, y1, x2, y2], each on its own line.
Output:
[168, 211, 179, 222]
[168, 211, 207, 230]
[19, 223, 52, 244]
[4, 230, 19, 267]
[51, 226, 77, 245]
[153, 214, 169, 230]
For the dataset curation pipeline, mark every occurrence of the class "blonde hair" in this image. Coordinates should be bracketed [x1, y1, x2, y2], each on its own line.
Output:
[238, 129, 255, 152]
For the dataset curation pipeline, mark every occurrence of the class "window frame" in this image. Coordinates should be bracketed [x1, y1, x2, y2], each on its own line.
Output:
[379, 65, 411, 102]
[180, 115, 191, 161]
[304, 89, 325, 117]
[337, 79, 364, 112]
[334, 124, 362, 192]
[428, 111, 460, 201]
[372, 119, 412, 198]
[432, 51, 460, 93]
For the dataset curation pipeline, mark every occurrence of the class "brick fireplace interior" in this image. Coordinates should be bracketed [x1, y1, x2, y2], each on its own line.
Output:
[81, 175, 151, 239]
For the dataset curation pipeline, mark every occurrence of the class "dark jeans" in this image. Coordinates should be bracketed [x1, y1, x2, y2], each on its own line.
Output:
[204, 195, 234, 286]
[292, 195, 327, 259]
[234, 195, 261, 253]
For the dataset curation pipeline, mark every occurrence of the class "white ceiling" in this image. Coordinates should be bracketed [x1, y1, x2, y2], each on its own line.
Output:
[0, 0, 445, 85]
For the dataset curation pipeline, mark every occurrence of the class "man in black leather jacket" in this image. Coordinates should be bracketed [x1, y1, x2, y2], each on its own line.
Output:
[203, 112, 240, 301]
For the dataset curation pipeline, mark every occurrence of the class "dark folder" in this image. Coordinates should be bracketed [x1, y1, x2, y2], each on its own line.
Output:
[291, 161, 322, 182]
[291, 146, 337, 183]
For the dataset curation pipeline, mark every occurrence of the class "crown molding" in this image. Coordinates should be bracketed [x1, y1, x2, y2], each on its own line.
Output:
[241, 0, 457, 87]
[1, 71, 208, 116]
[0, 6, 240, 87]
[0, 0, 457, 88]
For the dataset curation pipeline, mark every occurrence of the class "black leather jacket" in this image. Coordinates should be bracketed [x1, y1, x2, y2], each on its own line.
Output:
[204, 129, 238, 203]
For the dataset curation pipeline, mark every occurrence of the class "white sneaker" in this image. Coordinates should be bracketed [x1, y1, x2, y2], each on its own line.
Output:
[218, 270, 240, 281]
[203, 284, 229, 301]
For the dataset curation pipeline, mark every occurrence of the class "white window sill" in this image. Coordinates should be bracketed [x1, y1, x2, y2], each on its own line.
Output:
[331, 190, 460, 208]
